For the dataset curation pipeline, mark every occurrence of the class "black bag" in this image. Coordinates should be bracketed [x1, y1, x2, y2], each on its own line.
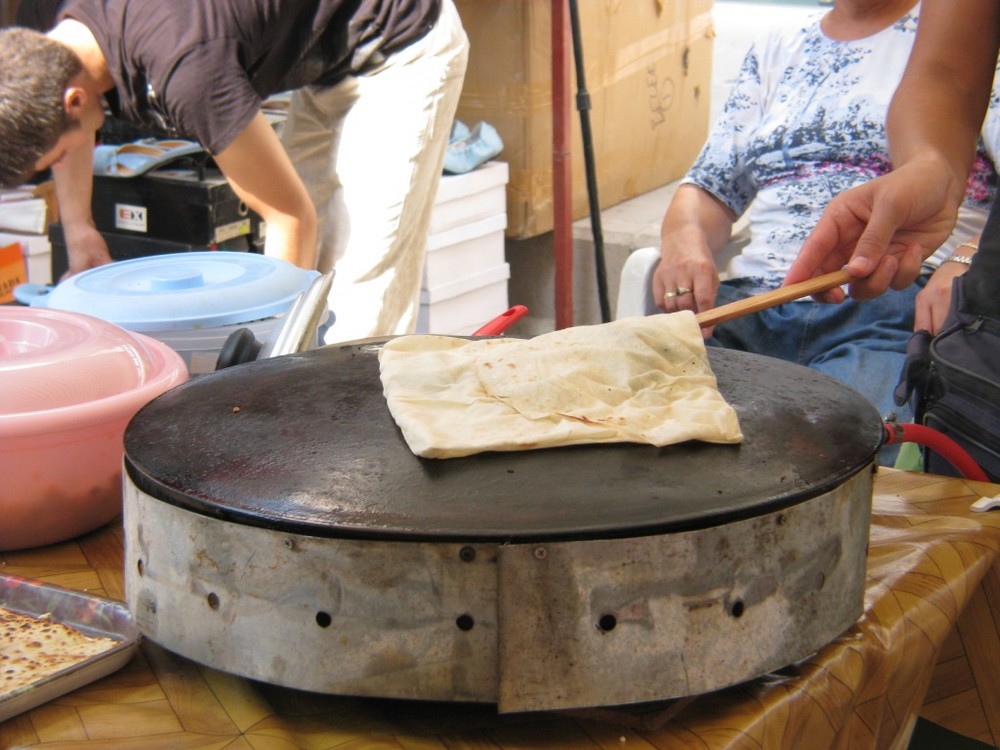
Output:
[895, 256, 1000, 481]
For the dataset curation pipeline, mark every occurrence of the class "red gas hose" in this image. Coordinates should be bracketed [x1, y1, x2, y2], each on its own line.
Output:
[883, 422, 990, 482]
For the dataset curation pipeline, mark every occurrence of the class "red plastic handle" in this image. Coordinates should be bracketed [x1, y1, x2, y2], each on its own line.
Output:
[473, 305, 529, 336]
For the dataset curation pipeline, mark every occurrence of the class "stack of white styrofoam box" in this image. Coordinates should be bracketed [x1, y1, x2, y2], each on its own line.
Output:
[0, 184, 54, 285]
[418, 161, 510, 335]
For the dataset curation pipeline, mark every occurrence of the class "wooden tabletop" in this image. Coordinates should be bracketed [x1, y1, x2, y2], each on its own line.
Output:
[1, 468, 999, 750]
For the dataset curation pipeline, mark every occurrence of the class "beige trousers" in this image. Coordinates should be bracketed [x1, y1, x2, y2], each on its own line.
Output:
[280, 0, 469, 344]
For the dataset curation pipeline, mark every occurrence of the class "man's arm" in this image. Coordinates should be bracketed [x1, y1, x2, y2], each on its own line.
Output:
[915, 238, 978, 334]
[211, 112, 317, 269]
[887, 0, 998, 201]
[786, 0, 1000, 299]
[52, 130, 112, 279]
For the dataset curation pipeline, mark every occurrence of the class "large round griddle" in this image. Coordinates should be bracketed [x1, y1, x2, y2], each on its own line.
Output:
[124, 341, 882, 542]
[123, 339, 882, 711]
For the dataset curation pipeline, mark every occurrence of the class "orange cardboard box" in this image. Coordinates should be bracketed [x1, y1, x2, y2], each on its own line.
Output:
[0, 242, 27, 304]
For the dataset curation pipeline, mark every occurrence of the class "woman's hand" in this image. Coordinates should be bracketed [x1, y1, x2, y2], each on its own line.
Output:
[654, 185, 733, 335]
[653, 236, 719, 314]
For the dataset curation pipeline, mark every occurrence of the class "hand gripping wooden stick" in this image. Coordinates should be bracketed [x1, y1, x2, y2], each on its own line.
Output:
[695, 269, 853, 328]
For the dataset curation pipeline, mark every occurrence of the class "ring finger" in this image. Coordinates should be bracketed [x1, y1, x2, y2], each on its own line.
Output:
[662, 285, 695, 311]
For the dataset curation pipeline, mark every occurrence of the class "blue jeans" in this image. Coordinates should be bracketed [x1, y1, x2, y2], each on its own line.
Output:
[708, 279, 924, 465]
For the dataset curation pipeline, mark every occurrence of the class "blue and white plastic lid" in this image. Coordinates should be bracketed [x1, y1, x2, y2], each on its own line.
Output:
[33, 252, 320, 332]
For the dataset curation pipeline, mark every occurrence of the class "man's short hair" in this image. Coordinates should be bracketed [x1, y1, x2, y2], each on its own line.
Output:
[0, 27, 82, 187]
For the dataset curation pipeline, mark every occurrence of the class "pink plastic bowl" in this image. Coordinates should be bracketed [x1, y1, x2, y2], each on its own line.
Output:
[0, 307, 188, 550]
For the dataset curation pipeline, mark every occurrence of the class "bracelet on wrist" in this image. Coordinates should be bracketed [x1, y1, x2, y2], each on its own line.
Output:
[956, 241, 979, 253]
[943, 253, 974, 267]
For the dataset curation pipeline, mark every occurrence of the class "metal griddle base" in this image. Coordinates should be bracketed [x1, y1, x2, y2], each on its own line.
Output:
[123, 342, 880, 711]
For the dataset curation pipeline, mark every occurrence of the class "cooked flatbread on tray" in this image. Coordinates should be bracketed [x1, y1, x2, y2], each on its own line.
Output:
[378, 311, 742, 458]
[1, 607, 119, 696]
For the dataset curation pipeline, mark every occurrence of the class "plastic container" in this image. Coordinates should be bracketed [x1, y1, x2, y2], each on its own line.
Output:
[0, 307, 188, 550]
[19, 251, 327, 375]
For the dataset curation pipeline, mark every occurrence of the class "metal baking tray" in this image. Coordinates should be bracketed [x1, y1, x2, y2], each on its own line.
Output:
[0, 574, 141, 723]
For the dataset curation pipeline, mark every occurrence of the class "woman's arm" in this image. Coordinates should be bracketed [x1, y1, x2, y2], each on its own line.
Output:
[654, 184, 736, 325]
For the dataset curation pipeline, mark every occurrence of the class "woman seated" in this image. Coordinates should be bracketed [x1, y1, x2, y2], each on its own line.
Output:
[654, 0, 999, 463]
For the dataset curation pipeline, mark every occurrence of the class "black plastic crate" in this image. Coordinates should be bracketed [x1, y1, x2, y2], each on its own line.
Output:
[91, 166, 263, 247]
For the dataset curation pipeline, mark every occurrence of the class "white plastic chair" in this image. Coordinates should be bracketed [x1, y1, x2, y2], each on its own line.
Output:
[615, 246, 661, 319]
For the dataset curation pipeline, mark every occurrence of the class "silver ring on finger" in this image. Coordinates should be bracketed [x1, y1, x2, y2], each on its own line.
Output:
[663, 286, 692, 300]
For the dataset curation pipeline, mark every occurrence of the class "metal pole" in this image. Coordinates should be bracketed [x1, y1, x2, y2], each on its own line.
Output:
[567, 0, 610, 323]
[552, 0, 574, 329]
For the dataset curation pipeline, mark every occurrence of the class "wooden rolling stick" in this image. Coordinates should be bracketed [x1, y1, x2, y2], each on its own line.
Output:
[695, 269, 853, 328]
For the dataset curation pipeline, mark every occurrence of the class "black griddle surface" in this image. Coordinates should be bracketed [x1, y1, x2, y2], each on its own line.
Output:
[124, 341, 882, 542]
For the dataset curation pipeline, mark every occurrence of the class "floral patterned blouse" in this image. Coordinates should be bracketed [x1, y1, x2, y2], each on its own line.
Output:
[684, 4, 1000, 289]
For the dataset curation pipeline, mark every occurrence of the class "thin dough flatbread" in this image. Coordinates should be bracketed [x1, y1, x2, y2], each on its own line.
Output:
[1, 607, 118, 696]
[379, 312, 742, 458]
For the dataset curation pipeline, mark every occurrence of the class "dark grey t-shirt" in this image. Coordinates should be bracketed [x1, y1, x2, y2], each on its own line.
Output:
[60, 0, 440, 153]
